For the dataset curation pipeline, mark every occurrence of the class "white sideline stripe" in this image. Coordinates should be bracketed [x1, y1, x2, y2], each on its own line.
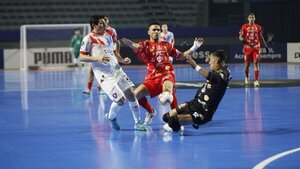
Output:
[253, 147, 300, 169]
[176, 82, 203, 87]
[0, 87, 83, 92]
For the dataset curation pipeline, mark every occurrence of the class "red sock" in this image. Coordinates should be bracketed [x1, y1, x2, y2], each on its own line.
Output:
[254, 70, 259, 81]
[138, 97, 153, 112]
[88, 82, 93, 90]
[170, 93, 178, 109]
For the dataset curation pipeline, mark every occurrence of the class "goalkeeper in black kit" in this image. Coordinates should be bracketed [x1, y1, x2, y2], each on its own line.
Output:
[163, 49, 231, 132]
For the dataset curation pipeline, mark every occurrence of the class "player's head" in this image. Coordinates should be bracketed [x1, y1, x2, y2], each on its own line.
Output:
[90, 15, 106, 32]
[247, 13, 256, 24]
[161, 24, 168, 32]
[208, 49, 227, 70]
[74, 28, 81, 35]
[148, 22, 161, 42]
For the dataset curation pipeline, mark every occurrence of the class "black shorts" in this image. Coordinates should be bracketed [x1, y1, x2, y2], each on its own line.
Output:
[176, 98, 213, 126]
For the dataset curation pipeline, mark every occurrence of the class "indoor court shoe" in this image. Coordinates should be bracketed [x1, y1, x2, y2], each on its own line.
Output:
[105, 113, 120, 130]
[254, 80, 260, 87]
[134, 121, 147, 131]
[144, 109, 157, 125]
[245, 77, 250, 85]
[163, 123, 184, 134]
[82, 89, 91, 95]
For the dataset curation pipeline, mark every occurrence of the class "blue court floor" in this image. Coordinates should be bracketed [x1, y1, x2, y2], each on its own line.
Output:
[0, 63, 300, 169]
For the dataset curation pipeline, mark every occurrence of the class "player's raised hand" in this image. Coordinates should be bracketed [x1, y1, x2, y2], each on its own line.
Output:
[121, 38, 140, 49]
[122, 57, 131, 64]
[190, 37, 204, 52]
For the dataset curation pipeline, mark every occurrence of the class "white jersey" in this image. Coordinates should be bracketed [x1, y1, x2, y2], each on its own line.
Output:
[160, 31, 175, 44]
[80, 31, 120, 76]
[80, 31, 134, 101]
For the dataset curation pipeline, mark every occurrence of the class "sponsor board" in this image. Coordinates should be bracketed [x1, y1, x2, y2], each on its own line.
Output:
[229, 44, 287, 63]
[287, 43, 300, 63]
[4, 48, 74, 69]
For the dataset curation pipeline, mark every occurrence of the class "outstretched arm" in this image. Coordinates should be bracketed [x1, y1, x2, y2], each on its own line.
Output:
[182, 37, 204, 58]
[121, 38, 141, 50]
[186, 55, 209, 78]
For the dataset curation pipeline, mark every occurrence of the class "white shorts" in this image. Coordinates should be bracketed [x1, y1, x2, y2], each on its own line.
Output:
[93, 69, 134, 102]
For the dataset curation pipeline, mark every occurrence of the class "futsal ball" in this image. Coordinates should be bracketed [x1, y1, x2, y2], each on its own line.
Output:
[158, 91, 174, 106]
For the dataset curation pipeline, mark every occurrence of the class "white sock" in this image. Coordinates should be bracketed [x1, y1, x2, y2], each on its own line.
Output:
[129, 100, 140, 124]
[108, 102, 121, 120]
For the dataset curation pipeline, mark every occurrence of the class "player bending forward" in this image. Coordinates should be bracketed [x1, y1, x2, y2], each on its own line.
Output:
[162, 50, 231, 133]
[80, 15, 146, 131]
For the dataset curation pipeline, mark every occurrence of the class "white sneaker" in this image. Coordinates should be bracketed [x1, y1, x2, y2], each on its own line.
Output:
[82, 89, 91, 95]
[144, 109, 157, 125]
[245, 77, 250, 85]
[134, 121, 147, 131]
[105, 113, 120, 130]
[254, 80, 260, 87]
[163, 123, 184, 134]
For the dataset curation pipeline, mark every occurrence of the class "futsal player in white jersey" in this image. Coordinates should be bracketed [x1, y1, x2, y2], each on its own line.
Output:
[160, 24, 175, 45]
[80, 15, 146, 131]
[160, 24, 175, 63]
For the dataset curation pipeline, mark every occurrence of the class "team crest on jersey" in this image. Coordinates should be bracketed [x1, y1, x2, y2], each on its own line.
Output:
[157, 56, 163, 62]
[81, 41, 85, 46]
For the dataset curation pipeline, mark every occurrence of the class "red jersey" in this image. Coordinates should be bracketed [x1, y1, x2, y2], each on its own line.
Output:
[239, 23, 262, 49]
[134, 40, 182, 80]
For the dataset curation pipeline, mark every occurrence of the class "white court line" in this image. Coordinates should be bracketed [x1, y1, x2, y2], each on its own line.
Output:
[253, 147, 300, 169]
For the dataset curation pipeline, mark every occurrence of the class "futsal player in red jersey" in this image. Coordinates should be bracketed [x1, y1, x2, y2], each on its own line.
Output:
[239, 13, 268, 87]
[122, 22, 204, 125]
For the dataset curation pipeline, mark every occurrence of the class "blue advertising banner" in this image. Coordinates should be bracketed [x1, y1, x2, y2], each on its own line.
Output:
[229, 44, 287, 63]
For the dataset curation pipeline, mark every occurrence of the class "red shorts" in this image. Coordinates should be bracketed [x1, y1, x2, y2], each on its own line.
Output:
[143, 74, 176, 98]
[244, 47, 260, 62]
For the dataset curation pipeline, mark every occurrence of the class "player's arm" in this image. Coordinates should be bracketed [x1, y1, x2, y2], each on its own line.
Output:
[121, 38, 141, 50]
[186, 55, 209, 78]
[79, 53, 110, 63]
[182, 37, 204, 58]
[114, 51, 131, 64]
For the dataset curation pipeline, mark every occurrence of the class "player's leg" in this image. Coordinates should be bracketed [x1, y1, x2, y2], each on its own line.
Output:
[243, 48, 252, 85]
[134, 83, 157, 125]
[83, 65, 94, 95]
[253, 50, 261, 87]
[118, 73, 147, 131]
[162, 75, 178, 108]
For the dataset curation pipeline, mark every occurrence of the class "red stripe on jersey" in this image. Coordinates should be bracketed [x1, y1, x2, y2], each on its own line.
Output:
[89, 36, 105, 45]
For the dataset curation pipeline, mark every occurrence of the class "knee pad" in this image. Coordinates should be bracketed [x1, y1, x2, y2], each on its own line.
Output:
[162, 112, 170, 123]
[168, 116, 181, 132]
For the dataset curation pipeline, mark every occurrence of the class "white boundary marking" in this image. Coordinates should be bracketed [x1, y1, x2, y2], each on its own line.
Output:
[253, 147, 300, 169]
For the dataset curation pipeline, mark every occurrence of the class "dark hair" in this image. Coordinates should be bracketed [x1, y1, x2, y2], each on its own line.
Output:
[74, 28, 80, 31]
[89, 15, 105, 30]
[249, 13, 255, 16]
[211, 49, 227, 63]
[148, 22, 160, 28]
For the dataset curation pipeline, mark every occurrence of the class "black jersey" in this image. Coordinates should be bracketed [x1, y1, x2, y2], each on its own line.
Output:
[195, 67, 231, 113]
